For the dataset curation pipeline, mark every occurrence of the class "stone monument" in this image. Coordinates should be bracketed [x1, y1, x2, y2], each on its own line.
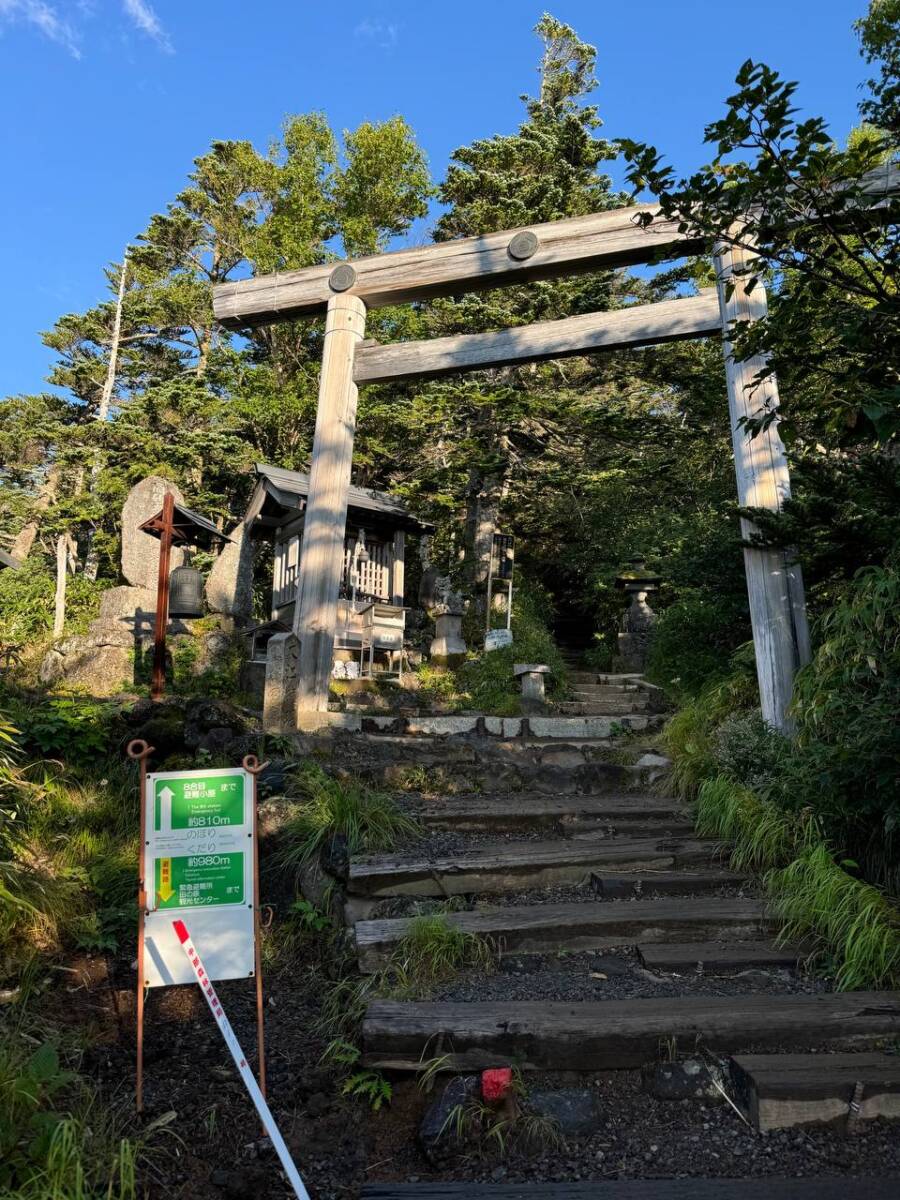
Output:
[418, 541, 467, 669]
[612, 557, 660, 674]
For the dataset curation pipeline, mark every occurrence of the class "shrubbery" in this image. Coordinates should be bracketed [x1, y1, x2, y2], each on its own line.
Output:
[456, 580, 568, 715]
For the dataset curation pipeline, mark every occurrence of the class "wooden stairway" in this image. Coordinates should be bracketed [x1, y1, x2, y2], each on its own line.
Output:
[329, 724, 900, 1191]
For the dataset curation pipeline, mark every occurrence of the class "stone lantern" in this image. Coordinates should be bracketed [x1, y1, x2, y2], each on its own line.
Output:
[612, 556, 661, 673]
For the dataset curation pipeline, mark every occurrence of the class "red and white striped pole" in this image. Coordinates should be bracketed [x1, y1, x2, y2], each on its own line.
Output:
[172, 919, 309, 1200]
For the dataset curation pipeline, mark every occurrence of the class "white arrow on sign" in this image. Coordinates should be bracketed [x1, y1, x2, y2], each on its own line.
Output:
[159, 785, 175, 831]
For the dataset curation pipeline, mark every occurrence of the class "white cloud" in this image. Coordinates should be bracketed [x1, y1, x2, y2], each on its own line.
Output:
[0, 0, 81, 57]
[121, 0, 171, 51]
[353, 17, 398, 49]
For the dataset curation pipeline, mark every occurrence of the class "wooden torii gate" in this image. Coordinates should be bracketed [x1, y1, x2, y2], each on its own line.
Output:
[213, 200, 815, 732]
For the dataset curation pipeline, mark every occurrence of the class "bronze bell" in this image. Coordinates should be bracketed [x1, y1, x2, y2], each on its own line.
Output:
[168, 557, 205, 618]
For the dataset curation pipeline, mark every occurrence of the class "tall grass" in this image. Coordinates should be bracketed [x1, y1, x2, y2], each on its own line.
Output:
[0, 1036, 172, 1200]
[663, 660, 759, 798]
[767, 843, 900, 991]
[694, 773, 900, 989]
[277, 762, 421, 867]
[392, 913, 495, 985]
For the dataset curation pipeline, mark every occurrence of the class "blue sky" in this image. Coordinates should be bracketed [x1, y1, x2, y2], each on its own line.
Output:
[0, 1, 871, 398]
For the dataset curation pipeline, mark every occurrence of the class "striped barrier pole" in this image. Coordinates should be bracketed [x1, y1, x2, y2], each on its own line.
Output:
[172, 919, 309, 1200]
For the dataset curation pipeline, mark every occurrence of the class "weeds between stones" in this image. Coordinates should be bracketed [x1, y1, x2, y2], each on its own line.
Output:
[276, 762, 422, 867]
[439, 1070, 564, 1158]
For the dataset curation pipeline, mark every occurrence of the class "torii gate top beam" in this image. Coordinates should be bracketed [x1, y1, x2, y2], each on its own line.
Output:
[212, 162, 899, 331]
[213, 202, 701, 329]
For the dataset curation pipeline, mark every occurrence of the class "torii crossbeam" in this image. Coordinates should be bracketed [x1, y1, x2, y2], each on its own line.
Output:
[211, 166, 898, 732]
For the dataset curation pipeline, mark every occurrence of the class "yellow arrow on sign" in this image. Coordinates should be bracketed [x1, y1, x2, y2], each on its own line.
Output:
[157, 858, 174, 903]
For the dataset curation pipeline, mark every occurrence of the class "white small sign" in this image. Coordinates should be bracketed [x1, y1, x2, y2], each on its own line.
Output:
[143, 768, 254, 989]
[485, 628, 513, 652]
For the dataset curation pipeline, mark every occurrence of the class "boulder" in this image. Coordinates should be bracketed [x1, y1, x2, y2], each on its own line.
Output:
[418, 1074, 479, 1164]
[121, 476, 185, 590]
[205, 524, 254, 622]
[643, 1058, 726, 1102]
[528, 1088, 602, 1135]
[98, 586, 158, 632]
[39, 641, 132, 693]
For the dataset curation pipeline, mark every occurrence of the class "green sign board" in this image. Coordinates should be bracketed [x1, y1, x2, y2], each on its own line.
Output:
[154, 774, 245, 832]
[153, 851, 245, 910]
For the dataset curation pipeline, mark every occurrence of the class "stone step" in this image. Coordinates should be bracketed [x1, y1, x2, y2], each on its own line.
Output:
[355, 897, 770, 972]
[347, 836, 721, 899]
[295, 712, 660, 738]
[363, 1179, 900, 1200]
[330, 738, 667, 797]
[730, 1052, 900, 1131]
[571, 683, 643, 696]
[405, 793, 688, 832]
[639, 941, 801, 973]
[362, 992, 900, 1072]
[557, 702, 646, 717]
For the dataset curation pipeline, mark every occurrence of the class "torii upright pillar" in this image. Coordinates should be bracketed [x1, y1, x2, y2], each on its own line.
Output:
[714, 233, 811, 732]
[292, 292, 367, 714]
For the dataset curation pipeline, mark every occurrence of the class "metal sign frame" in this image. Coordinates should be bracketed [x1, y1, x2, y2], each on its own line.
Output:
[129, 742, 267, 1113]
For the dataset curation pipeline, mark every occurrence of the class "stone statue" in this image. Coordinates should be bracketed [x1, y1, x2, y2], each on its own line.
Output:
[612, 558, 660, 673]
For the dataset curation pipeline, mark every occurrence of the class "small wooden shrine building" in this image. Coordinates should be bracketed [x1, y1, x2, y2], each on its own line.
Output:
[243, 463, 430, 662]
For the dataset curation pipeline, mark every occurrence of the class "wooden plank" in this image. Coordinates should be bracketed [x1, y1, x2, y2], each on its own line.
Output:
[639, 941, 799, 972]
[291, 294, 366, 714]
[353, 292, 721, 384]
[730, 1052, 900, 1131]
[347, 836, 719, 898]
[215, 162, 900, 329]
[589, 869, 747, 899]
[355, 897, 769, 972]
[213, 203, 699, 327]
[363, 1178, 900, 1200]
[361, 992, 900, 1071]
[407, 794, 687, 832]
[713, 234, 811, 732]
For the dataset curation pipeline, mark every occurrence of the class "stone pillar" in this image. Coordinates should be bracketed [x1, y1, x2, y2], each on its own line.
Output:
[430, 610, 466, 668]
[514, 663, 550, 714]
[428, 581, 467, 669]
[263, 632, 300, 732]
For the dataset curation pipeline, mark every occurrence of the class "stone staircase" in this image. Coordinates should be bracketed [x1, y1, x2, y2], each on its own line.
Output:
[307, 685, 900, 1195]
[556, 671, 655, 717]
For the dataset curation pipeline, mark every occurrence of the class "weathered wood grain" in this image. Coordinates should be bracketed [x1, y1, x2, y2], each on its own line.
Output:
[213, 204, 698, 327]
[347, 836, 719, 898]
[362, 992, 900, 1071]
[406, 793, 686, 832]
[362, 1178, 900, 1200]
[713, 233, 811, 731]
[730, 1052, 900, 1131]
[638, 941, 799, 972]
[353, 292, 721, 383]
[291, 293, 366, 713]
[355, 896, 769, 972]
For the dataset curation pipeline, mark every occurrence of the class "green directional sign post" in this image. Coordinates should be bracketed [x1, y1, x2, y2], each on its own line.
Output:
[154, 773, 245, 832]
[143, 767, 255, 988]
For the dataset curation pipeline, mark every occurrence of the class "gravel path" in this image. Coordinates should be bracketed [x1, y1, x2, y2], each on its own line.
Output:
[368, 1069, 900, 1185]
[431, 946, 824, 1003]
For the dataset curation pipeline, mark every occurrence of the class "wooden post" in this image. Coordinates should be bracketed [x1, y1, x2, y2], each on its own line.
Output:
[127, 737, 154, 1113]
[392, 530, 405, 608]
[242, 754, 268, 1103]
[150, 492, 175, 701]
[292, 293, 367, 713]
[53, 534, 68, 637]
[714, 233, 811, 732]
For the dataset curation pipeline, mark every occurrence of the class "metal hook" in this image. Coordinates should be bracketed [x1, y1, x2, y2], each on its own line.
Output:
[126, 738, 155, 762]
[242, 754, 271, 775]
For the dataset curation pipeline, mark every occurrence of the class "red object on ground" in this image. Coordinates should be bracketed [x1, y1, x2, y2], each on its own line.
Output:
[481, 1068, 513, 1101]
